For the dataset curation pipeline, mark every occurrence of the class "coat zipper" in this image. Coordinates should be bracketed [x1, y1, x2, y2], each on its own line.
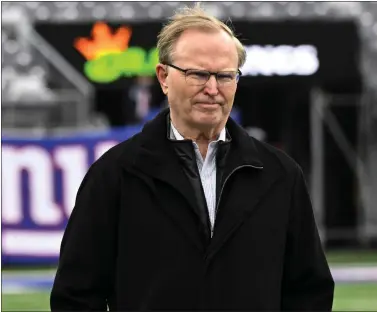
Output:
[211, 164, 264, 238]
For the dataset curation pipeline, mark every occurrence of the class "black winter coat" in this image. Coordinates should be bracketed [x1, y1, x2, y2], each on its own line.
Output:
[51, 108, 334, 311]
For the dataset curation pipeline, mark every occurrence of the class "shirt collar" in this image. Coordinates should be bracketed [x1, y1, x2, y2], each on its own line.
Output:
[170, 122, 226, 143]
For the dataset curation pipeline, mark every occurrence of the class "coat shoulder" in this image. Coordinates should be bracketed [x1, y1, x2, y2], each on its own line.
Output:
[251, 137, 301, 176]
[99, 132, 142, 163]
[86, 132, 143, 178]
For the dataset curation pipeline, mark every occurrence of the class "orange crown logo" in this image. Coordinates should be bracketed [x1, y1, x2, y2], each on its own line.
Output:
[74, 22, 132, 60]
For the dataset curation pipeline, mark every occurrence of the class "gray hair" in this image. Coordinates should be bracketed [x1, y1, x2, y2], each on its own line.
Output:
[157, 3, 246, 68]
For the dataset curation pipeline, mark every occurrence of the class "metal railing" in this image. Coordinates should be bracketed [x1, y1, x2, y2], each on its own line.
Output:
[310, 88, 377, 246]
[2, 7, 96, 131]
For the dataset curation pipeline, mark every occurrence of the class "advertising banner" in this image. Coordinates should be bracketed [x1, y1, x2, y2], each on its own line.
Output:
[2, 126, 140, 265]
[35, 20, 361, 91]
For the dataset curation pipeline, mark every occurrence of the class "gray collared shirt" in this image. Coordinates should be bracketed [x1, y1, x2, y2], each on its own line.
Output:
[170, 122, 226, 233]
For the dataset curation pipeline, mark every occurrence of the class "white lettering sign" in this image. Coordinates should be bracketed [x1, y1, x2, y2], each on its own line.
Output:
[241, 44, 319, 76]
[2, 141, 120, 228]
[2, 146, 63, 225]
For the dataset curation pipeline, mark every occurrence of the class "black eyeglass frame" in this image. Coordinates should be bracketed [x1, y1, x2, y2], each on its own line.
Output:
[163, 63, 242, 85]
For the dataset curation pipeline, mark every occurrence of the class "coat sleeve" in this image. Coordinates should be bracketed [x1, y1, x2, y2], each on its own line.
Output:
[50, 157, 120, 311]
[281, 164, 334, 311]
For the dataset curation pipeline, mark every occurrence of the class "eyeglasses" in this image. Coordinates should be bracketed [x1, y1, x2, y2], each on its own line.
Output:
[164, 63, 242, 86]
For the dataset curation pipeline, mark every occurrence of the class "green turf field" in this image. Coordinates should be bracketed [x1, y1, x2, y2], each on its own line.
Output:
[2, 292, 50, 311]
[333, 283, 377, 311]
[326, 249, 377, 265]
[2, 250, 377, 311]
[3, 283, 377, 311]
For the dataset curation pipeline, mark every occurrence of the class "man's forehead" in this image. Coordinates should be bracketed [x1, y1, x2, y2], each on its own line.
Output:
[172, 31, 237, 66]
[174, 29, 236, 55]
[176, 27, 233, 44]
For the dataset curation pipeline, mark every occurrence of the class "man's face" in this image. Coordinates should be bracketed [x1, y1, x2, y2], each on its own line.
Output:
[156, 28, 239, 132]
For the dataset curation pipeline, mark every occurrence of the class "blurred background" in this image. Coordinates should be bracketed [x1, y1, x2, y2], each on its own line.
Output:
[1, 1, 377, 311]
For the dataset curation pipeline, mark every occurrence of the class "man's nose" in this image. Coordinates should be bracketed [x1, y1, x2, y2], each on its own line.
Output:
[204, 75, 219, 95]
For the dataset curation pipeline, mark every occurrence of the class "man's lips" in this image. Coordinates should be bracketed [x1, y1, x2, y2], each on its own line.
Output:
[195, 103, 220, 109]
[195, 101, 221, 106]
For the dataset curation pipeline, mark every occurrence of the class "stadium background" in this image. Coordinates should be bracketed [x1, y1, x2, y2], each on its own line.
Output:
[1, 1, 377, 310]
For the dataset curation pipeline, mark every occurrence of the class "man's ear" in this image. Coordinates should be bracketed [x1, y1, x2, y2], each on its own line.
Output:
[156, 63, 168, 95]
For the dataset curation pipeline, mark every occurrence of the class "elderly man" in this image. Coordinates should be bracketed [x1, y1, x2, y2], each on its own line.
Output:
[51, 5, 334, 311]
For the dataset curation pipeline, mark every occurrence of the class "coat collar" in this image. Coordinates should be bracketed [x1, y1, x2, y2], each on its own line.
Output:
[170, 120, 227, 143]
[135, 107, 264, 170]
[123, 108, 270, 254]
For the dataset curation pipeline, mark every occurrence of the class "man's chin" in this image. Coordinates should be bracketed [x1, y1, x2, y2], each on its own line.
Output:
[192, 112, 222, 128]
